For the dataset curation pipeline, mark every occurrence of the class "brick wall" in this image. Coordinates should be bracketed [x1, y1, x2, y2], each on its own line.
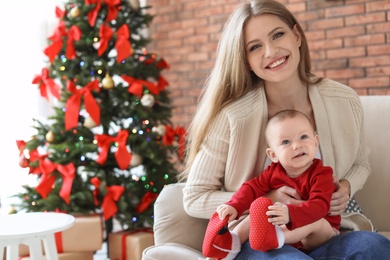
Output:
[146, 0, 390, 128]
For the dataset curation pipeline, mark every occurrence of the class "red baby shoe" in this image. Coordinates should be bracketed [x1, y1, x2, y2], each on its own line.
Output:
[202, 212, 231, 258]
[249, 197, 279, 252]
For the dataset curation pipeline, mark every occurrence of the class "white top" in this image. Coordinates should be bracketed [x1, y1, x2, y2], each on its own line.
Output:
[0, 212, 75, 240]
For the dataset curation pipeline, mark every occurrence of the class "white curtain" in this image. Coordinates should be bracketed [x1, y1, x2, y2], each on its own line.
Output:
[0, 0, 64, 214]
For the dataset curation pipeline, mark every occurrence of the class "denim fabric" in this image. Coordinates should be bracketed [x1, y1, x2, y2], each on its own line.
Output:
[235, 231, 390, 260]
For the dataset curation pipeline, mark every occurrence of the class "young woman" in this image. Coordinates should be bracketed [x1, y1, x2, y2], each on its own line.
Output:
[180, 0, 390, 259]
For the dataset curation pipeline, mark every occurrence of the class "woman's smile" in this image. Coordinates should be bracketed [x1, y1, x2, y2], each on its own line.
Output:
[266, 56, 288, 69]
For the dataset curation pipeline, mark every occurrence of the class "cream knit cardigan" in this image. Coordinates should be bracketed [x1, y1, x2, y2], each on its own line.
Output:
[183, 78, 370, 219]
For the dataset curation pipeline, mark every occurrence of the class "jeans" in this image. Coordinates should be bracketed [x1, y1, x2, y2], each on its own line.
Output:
[235, 231, 390, 260]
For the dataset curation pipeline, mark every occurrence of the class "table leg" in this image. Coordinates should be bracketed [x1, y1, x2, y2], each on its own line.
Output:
[0, 242, 4, 260]
[6, 244, 18, 260]
[42, 234, 58, 260]
[27, 237, 44, 260]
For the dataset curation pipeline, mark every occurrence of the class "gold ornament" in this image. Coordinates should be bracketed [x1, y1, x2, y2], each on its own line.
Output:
[70, 6, 80, 18]
[140, 94, 155, 108]
[84, 117, 97, 128]
[128, 0, 140, 11]
[102, 73, 114, 89]
[46, 131, 55, 142]
[130, 153, 143, 167]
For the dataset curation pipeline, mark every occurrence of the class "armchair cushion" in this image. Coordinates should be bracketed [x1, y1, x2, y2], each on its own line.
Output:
[149, 183, 208, 257]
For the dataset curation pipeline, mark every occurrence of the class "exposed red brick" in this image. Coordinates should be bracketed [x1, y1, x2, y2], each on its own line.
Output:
[147, 0, 390, 128]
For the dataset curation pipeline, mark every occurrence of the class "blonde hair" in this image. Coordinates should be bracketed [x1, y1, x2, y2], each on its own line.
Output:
[178, 0, 321, 181]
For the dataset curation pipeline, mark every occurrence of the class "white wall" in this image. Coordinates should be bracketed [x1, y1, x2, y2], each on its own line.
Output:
[0, 0, 64, 214]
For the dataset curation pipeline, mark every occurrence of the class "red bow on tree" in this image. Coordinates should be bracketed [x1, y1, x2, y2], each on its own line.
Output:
[44, 21, 67, 62]
[16, 141, 41, 174]
[55, 6, 65, 19]
[102, 185, 125, 220]
[143, 57, 171, 70]
[85, 0, 120, 26]
[163, 125, 187, 159]
[44, 23, 81, 62]
[65, 25, 82, 60]
[97, 24, 113, 56]
[32, 68, 61, 100]
[136, 192, 159, 213]
[115, 24, 132, 63]
[65, 80, 101, 130]
[157, 76, 169, 91]
[31, 155, 76, 204]
[90, 177, 101, 206]
[121, 75, 160, 97]
[95, 130, 132, 170]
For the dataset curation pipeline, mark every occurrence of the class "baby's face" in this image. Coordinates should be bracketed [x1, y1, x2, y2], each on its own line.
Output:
[267, 115, 318, 177]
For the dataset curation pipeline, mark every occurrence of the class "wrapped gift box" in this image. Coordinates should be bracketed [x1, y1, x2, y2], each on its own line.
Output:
[109, 229, 154, 260]
[19, 251, 94, 260]
[18, 214, 103, 256]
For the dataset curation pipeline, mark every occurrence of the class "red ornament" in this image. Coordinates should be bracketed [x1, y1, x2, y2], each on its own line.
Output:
[19, 155, 29, 168]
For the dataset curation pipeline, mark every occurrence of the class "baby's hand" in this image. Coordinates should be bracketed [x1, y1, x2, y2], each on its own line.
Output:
[266, 202, 289, 225]
[216, 204, 238, 221]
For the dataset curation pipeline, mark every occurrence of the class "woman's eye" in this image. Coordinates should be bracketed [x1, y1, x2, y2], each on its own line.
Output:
[273, 32, 284, 40]
[249, 44, 261, 52]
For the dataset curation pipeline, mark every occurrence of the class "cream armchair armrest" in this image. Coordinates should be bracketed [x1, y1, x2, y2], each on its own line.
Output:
[142, 183, 208, 260]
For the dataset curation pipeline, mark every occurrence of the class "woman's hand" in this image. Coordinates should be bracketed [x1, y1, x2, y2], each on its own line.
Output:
[264, 186, 304, 205]
[329, 179, 350, 215]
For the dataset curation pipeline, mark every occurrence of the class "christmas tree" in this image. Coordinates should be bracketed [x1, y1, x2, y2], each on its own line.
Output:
[14, 0, 185, 232]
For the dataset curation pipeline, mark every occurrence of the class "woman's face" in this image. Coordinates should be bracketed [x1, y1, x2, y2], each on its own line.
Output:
[244, 14, 302, 83]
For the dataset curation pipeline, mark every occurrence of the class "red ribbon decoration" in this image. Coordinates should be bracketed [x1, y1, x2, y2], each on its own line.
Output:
[44, 21, 67, 62]
[104, 0, 121, 22]
[135, 192, 158, 213]
[33, 156, 76, 204]
[175, 126, 187, 160]
[90, 177, 102, 206]
[157, 76, 169, 91]
[156, 58, 170, 70]
[57, 163, 77, 204]
[163, 125, 175, 145]
[143, 57, 171, 70]
[95, 130, 132, 170]
[43, 23, 81, 61]
[121, 75, 160, 98]
[16, 140, 26, 155]
[65, 79, 101, 130]
[32, 68, 61, 100]
[65, 25, 82, 60]
[54, 232, 64, 253]
[97, 24, 113, 56]
[163, 125, 187, 160]
[26, 149, 41, 174]
[85, 0, 120, 26]
[85, 0, 101, 27]
[55, 6, 65, 19]
[115, 25, 132, 63]
[102, 185, 125, 220]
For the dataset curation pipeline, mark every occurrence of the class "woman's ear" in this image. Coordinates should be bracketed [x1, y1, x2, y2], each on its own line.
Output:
[266, 148, 278, 163]
[293, 24, 302, 47]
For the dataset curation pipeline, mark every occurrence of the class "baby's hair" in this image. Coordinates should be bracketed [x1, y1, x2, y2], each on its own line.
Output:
[265, 109, 313, 145]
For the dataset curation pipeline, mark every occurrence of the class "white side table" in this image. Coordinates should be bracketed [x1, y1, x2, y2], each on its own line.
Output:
[0, 212, 75, 260]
